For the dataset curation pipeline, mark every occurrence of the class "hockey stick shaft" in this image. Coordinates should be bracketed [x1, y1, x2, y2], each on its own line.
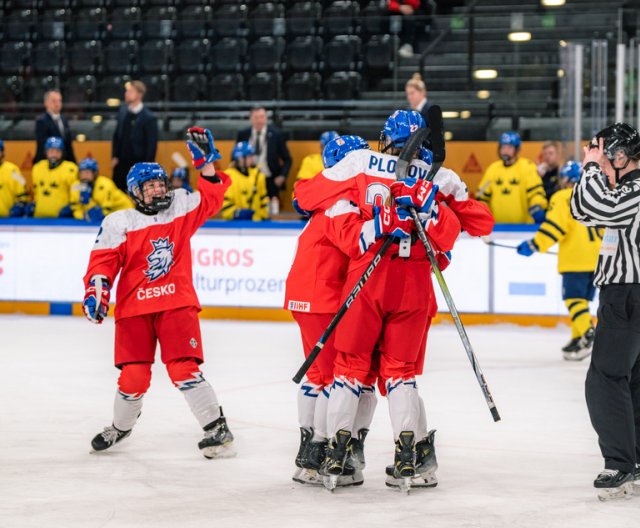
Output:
[410, 209, 501, 422]
[482, 238, 558, 256]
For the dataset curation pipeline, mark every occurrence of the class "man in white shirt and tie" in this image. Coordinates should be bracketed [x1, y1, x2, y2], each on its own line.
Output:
[35, 90, 76, 164]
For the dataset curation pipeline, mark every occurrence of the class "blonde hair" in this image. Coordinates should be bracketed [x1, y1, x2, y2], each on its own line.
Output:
[405, 73, 427, 96]
[542, 140, 559, 150]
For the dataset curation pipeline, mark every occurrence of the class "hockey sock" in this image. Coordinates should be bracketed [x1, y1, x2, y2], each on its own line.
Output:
[352, 384, 377, 434]
[167, 359, 221, 428]
[417, 395, 429, 440]
[565, 298, 592, 338]
[297, 380, 322, 430]
[326, 376, 362, 439]
[312, 386, 330, 440]
[386, 377, 421, 439]
[113, 362, 152, 431]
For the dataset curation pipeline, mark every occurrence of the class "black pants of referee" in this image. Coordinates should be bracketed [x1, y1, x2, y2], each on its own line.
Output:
[586, 284, 640, 474]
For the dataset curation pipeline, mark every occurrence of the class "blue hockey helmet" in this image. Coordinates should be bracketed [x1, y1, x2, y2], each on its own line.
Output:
[78, 157, 98, 173]
[560, 160, 581, 183]
[171, 167, 188, 181]
[499, 131, 521, 149]
[419, 146, 433, 165]
[322, 135, 370, 169]
[231, 141, 256, 162]
[45, 136, 65, 151]
[319, 130, 339, 149]
[126, 162, 172, 214]
[380, 110, 426, 152]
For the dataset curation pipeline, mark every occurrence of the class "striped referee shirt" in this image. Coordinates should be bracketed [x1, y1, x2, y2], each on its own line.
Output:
[570, 162, 640, 286]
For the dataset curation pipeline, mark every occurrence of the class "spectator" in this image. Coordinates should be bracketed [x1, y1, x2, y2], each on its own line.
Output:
[30, 136, 78, 218]
[295, 131, 339, 184]
[171, 167, 193, 193]
[35, 89, 76, 164]
[405, 73, 430, 124]
[388, 0, 421, 58]
[537, 140, 562, 199]
[476, 131, 547, 224]
[0, 139, 29, 217]
[221, 141, 269, 221]
[70, 158, 132, 223]
[236, 107, 292, 215]
[111, 80, 158, 194]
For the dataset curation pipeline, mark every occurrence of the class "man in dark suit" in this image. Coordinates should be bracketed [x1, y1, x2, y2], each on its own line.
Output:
[111, 80, 158, 192]
[236, 107, 292, 212]
[35, 90, 76, 164]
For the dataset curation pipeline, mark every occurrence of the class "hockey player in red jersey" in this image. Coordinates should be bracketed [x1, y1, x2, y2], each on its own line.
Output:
[82, 127, 235, 458]
[294, 110, 494, 490]
[286, 135, 375, 486]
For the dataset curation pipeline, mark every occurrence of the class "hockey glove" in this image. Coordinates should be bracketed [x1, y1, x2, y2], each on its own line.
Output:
[373, 205, 413, 239]
[24, 202, 35, 217]
[83, 277, 111, 324]
[79, 182, 93, 205]
[85, 206, 105, 223]
[58, 205, 73, 218]
[292, 198, 312, 218]
[391, 178, 439, 213]
[233, 208, 254, 220]
[186, 127, 221, 170]
[516, 239, 537, 257]
[436, 250, 452, 272]
[9, 202, 26, 217]
[528, 205, 546, 224]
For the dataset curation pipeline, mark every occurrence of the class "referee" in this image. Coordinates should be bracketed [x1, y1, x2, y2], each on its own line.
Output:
[570, 122, 640, 500]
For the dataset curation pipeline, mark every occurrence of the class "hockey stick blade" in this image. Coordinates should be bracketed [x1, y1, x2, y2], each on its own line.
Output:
[292, 127, 430, 384]
[481, 237, 558, 256]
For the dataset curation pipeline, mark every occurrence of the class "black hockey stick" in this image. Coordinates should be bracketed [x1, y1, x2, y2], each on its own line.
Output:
[409, 107, 501, 422]
[292, 127, 430, 384]
[481, 237, 558, 256]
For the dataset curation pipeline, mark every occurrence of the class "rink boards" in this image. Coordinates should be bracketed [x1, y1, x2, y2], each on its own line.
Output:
[0, 219, 589, 317]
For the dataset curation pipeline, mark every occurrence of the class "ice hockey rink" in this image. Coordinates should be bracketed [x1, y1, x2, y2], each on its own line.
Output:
[1, 315, 638, 528]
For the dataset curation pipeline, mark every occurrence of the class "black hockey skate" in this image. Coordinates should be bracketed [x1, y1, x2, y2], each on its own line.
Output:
[198, 407, 235, 459]
[594, 469, 633, 501]
[320, 430, 351, 491]
[346, 428, 369, 470]
[384, 431, 416, 493]
[293, 438, 326, 486]
[563, 327, 594, 361]
[295, 427, 313, 468]
[386, 429, 438, 489]
[91, 425, 131, 452]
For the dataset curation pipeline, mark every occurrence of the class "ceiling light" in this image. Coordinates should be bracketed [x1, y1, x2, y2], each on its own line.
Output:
[91, 115, 103, 124]
[474, 69, 498, 80]
[76, 134, 87, 142]
[442, 111, 460, 119]
[542, 0, 565, 6]
[508, 32, 531, 42]
[460, 110, 471, 119]
[557, 68, 565, 77]
[106, 98, 120, 107]
[477, 90, 491, 99]
[444, 131, 454, 141]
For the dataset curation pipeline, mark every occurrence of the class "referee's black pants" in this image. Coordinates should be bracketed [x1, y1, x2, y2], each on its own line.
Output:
[586, 284, 640, 473]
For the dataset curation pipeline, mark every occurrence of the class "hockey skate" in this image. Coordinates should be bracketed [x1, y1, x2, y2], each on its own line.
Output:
[320, 430, 351, 491]
[294, 427, 313, 468]
[346, 428, 369, 470]
[91, 425, 131, 452]
[594, 469, 634, 501]
[563, 327, 594, 361]
[292, 437, 325, 487]
[386, 429, 438, 489]
[385, 431, 416, 494]
[633, 465, 640, 492]
[198, 408, 235, 459]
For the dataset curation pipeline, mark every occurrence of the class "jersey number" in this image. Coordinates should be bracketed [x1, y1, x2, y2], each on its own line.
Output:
[365, 182, 390, 207]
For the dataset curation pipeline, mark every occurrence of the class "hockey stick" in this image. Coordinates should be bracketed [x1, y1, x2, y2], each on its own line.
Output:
[408, 107, 501, 422]
[481, 237, 558, 256]
[291, 127, 430, 384]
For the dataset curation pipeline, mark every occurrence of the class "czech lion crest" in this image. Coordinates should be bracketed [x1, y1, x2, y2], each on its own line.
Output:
[145, 237, 175, 282]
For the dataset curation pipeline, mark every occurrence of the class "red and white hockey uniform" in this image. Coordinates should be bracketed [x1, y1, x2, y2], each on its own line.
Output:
[84, 173, 230, 321]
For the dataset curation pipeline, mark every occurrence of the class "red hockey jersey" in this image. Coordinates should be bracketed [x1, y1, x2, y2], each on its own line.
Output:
[83, 173, 230, 320]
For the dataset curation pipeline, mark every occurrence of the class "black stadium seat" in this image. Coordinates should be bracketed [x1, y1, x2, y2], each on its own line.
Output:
[175, 39, 210, 73]
[141, 6, 176, 39]
[37, 8, 70, 41]
[0, 75, 24, 109]
[4, 9, 36, 41]
[285, 36, 321, 73]
[28, 75, 61, 104]
[139, 39, 174, 74]
[209, 73, 244, 101]
[247, 72, 281, 101]
[107, 7, 141, 40]
[285, 72, 321, 100]
[363, 34, 393, 71]
[323, 35, 360, 73]
[173, 74, 206, 101]
[0, 42, 30, 74]
[71, 8, 106, 41]
[68, 40, 102, 75]
[323, 1, 359, 37]
[324, 71, 361, 100]
[104, 40, 138, 74]
[212, 4, 247, 38]
[248, 2, 285, 39]
[97, 74, 131, 102]
[140, 74, 169, 101]
[65, 74, 97, 104]
[33, 41, 65, 75]
[361, 1, 388, 36]
[286, 2, 320, 37]
[176, 5, 212, 39]
[248, 36, 284, 72]
[212, 38, 246, 73]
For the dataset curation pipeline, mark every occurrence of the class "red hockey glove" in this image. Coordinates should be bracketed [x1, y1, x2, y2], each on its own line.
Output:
[83, 276, 111, 324]
[373, 205, 414, 239]
[390, 178, 439, 213]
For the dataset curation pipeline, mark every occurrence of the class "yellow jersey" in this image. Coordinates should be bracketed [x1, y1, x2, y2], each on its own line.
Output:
[32, 160, 78, 218]
[296, 154, 324, 183]
[70, 175, 132, 220]
[221, 166, 269, 221]
[533, 187, 602, 273]
[0, 161, 28, 217]
[476, 157, 547, 223]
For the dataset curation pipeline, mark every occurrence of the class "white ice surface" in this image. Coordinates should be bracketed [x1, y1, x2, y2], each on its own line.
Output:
[1, 316, 638, 528]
